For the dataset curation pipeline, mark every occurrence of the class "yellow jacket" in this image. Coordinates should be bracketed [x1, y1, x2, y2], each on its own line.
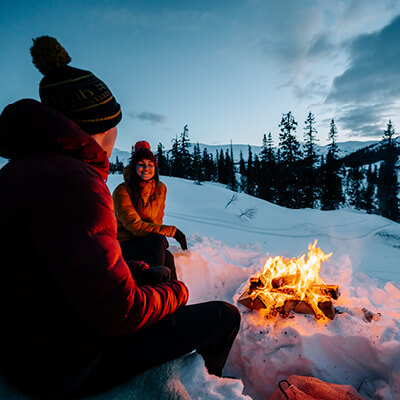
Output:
[113, 177, 177, 242]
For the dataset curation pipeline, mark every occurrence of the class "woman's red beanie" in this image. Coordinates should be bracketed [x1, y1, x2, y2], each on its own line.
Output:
[130, 140, 157, 167]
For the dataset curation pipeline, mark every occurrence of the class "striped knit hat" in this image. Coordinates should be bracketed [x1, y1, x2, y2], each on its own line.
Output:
[30, 36, 122, 134]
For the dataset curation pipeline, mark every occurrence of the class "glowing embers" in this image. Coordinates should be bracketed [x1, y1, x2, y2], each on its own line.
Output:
[238, 240, 340, 321]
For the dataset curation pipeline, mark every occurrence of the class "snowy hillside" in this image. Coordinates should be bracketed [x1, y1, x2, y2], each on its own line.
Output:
[105, 175, 400, 400]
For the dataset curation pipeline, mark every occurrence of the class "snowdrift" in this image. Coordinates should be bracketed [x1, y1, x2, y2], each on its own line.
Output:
[2, 175, 398, 400]
[107, 175, 400, 399]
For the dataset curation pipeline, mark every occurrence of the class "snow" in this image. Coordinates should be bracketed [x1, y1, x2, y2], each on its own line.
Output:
[0, 353, 250, 400]
[0, 157, 7, 169]
[1, 173, 398, 399]
[107, 175, 400, 399]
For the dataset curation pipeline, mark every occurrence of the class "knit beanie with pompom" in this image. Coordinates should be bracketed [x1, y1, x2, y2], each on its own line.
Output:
[30, 35, 122, 134]
[130, 141, 157, 167]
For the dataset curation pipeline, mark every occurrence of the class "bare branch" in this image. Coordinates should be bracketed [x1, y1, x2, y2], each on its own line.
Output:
[224, 193, 238, 209]
[239, 207, 257, 220]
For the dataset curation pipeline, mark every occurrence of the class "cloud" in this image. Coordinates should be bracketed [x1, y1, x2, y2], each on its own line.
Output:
[128, 112, 166, 124]
[327, 15, 400, 104]
[254, 0, 325, 68]
[325, 14, 400, 137]
[307, 34, 336, 60]
[336, 104, 388, 137]
[282, 77, 330, 100]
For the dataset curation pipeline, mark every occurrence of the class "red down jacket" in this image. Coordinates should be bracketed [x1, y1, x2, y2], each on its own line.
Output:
[0, 99, 188, 387]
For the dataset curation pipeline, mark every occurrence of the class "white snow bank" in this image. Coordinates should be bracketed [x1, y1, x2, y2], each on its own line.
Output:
[173, 236, 400, 400]
[108, 175, 400, 399]
[0, 353, 250, 400]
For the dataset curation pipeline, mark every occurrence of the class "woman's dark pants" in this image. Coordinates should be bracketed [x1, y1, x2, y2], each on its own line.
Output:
[121, 233, 177, 280]
[74, 301, 241, 397]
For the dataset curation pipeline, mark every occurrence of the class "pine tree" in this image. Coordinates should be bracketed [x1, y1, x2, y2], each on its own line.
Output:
[320, 119, 343, 210]
[278, 111, 302, 207]
[225, 149, 231, 187]
[383, 119, 395, 147]
[156, 143, 169, 175]
[253, 154, 260, 196]
[192, 142, 202, 184]
[303, 111, 319, 208]
[347, 166, 364, 209]
[239, 150, 247, 192]
[246, 145, 255, 195]
[209, 153, 216, 181]
[228, 141, 238, 191]
[169, 135, 182, 177]
[257, 133, 276, 202]
[201, 148, 214, 182]
[377, 120, 399, 221]
[363, 165, 377, 214]
[109, 156, 123, 174]
[279, 112, 301, 164]
[327, 119, 339, 160]
[180, 124, 192, 178]
[217, 149, 227, 184]
[260, 133, 269, 164]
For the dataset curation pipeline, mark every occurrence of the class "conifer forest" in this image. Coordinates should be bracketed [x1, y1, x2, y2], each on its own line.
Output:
[110, 112, 400, 222]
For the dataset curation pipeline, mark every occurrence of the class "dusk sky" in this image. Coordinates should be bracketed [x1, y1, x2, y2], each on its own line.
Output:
[1, 0, 400, 151]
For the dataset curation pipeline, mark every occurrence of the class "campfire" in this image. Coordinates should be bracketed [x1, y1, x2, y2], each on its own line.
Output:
[238, 240, 340, 321]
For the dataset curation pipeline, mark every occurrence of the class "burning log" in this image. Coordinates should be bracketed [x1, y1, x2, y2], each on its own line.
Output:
[237, 241, 340, 321]
[238, 285, 337, 319]
[312, 284, 340, 300]
[249, 274, 340, 300]
[266, 299, 335, 320]
[271, 274, 340, 299]
[237, 292, 267, 310]
[318, 301, 335, 320]
[271, 274, 299, 289]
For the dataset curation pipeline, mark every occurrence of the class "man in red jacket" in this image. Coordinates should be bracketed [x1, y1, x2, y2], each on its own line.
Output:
[0, 37, 240, 398]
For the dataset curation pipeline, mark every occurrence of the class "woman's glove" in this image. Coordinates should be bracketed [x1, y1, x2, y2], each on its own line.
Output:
[126, 260, 149, 274]
[174, 228, 188, 250]
[135, 266, 171, 285]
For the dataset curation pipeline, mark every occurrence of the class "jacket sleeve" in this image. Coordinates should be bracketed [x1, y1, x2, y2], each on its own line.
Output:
[112, 183, 177, 237]
[31, 163, 188, 336]
[154, 183, 167, 224]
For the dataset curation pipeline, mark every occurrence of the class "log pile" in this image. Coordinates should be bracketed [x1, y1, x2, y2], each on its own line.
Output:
[238, 273, 340, 320]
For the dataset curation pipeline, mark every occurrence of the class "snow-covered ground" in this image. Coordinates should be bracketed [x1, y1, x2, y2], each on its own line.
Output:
[1, 173, 397, 399]
[107, 175, 400, 400]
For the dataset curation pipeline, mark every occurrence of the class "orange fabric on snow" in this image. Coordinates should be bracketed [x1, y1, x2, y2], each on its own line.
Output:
[270, 375, 365, 400]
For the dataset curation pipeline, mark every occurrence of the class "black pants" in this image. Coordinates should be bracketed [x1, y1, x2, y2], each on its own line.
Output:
[121, 233, 177, 280]
[73, 301, 240, 397]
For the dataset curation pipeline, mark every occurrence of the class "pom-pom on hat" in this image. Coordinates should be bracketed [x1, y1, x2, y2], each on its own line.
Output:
[30, 36, 122, 135]
[130, 141, 157, 167]
[134, 141, 151, 152]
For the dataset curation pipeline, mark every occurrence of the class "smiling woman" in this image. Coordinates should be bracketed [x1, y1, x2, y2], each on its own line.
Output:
[112, 140, 188, 282]
[136, 158, 156, 181]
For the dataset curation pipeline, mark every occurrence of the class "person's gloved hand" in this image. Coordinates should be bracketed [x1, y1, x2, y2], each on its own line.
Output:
[135, 266, 171, 285]
[126, 260, 149, 274]
[174, 228, 188, 250]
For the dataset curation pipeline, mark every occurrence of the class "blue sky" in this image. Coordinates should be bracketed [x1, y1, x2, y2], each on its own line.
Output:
[1, 0, 400, 151]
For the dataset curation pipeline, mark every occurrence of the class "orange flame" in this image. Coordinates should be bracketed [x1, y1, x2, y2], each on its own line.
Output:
[248, 240, 333, 320]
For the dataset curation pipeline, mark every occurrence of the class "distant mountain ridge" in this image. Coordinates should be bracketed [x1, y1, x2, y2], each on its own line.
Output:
[109, 139, 379, 165]
[0, 139, 385, 168]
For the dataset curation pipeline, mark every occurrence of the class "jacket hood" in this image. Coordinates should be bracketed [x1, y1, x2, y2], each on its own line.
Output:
[0, 99, 109, 180]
